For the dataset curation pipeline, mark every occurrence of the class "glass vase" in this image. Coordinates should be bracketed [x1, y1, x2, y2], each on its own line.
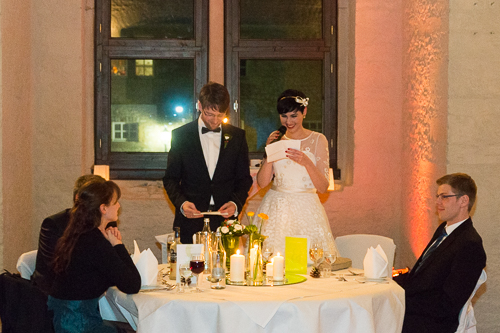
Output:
[222, 235, 239, 270]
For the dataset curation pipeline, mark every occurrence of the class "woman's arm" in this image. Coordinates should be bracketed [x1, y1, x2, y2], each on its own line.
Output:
[257, 130, 281, 188]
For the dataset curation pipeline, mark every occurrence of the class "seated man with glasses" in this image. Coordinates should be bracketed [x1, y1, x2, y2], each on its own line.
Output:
[397, 173, 486, 333]
[163, 81, 252, 244]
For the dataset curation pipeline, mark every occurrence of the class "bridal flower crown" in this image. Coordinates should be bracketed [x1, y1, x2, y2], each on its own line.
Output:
[279, 96, 309, 107]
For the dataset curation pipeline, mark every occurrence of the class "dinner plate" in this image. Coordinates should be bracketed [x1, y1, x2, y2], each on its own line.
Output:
[356, 276, 388, 283]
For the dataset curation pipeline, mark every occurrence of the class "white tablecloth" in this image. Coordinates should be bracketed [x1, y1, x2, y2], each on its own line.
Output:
[105, 268, 405, 333]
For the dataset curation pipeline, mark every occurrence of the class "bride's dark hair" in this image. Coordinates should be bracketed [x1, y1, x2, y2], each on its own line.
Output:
[53, 180, 121, 274]
[277, 89, 307, 114]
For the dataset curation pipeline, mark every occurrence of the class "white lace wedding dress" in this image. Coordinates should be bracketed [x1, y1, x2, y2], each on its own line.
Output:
[258, 131, 338, 257]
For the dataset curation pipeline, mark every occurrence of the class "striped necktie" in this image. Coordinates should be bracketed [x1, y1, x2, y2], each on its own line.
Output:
[415, 228, 448, 272]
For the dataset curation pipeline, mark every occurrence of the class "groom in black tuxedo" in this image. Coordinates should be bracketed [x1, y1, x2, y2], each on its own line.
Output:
[400, 173, 486, 333]
[163, 82, 252, 244]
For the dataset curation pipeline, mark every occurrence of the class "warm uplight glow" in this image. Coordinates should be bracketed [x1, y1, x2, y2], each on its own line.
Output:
[404, 0, 448, 258]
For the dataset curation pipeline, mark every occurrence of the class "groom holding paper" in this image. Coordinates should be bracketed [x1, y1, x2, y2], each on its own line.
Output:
[163, 82, 252, 244]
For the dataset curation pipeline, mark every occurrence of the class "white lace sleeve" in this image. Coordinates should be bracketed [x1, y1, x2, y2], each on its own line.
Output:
[314, 133, 330, 181]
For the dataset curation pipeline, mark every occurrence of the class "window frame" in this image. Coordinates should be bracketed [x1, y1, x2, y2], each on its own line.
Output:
[225, 0, 340, 178]
[94, 0, 208, 179]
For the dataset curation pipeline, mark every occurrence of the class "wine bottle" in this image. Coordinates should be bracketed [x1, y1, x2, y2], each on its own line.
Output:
[202, 218, 212, 274]
[210, 231, 226, 289]
[169, 227, 181, 280]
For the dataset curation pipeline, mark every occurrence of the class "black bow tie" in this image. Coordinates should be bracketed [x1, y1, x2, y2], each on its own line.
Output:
[202, 127, 221, 134]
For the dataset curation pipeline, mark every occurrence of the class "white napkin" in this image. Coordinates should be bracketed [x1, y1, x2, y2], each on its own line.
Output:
[155, 233, 173, 264]
[363, 245, 388, 279]
[132, 240, 159, 286]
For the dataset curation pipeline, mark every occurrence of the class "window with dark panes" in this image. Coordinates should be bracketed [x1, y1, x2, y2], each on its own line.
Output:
[226, 0, 339, 177]
[95, 0, 339, 179]
[95, 0, 207, 179]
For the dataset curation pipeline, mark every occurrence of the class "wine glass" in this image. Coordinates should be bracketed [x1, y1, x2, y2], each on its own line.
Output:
[262, 245, 274, 263]
[190, 254, 205, 292]
[324, 251, 337, 266]
[309, 243, 324, 268]
[179, 263, 192, 291]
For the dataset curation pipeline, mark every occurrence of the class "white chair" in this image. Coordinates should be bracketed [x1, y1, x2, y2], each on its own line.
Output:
[16, 250, 38, 279]
[455, 269, 487, 333]
[335, 234, 396, 277]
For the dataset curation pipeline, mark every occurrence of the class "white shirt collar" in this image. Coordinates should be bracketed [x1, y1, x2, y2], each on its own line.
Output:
[445, 217, 469, 235]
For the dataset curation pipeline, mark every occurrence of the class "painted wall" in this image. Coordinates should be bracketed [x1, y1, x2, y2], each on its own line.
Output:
[448, 1, 500, 329]
[0, 0, 34, 270]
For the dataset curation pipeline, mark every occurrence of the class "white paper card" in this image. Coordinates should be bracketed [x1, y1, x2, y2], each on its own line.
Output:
[176, 244, 203, 284]
[265, 140, 301, 162]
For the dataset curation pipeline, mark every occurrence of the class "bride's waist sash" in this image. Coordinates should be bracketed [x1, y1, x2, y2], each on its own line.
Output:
[271, 185, 317, 194]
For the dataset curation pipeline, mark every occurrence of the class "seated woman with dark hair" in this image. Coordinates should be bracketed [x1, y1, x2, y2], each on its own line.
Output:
[49, 180, 141, 333]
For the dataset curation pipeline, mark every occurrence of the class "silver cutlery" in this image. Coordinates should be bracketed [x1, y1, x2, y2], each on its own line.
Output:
[348, 270, 363, 276]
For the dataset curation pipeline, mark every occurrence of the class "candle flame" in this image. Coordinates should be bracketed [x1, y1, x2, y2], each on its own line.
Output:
[277, 252, 281, 256]
[254, 244, 258, 248]
[236, 249, 240, 255]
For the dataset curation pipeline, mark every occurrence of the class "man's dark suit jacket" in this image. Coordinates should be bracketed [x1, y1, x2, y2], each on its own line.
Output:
[32, 209, 70, 294]
[401, 218, 486, 333]
[163, 121, 252, 244]
[31, 209, 118, 294]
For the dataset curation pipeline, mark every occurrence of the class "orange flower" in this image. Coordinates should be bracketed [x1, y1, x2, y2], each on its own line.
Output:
[258, 213, 268, 220]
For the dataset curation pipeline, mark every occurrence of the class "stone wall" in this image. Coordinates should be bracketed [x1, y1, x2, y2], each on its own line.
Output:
[448, 1, 500, 329]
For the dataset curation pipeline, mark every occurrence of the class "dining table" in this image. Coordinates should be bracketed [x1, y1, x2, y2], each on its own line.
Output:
[102, 266, 404, 333]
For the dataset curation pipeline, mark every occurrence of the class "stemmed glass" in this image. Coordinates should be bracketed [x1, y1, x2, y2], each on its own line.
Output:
[324, 251, 338, 266]
[262, 245, 274, 264]
[179, 263, 192, 292]
[190, 254, 205, 292]
[309, 243, 324, 268]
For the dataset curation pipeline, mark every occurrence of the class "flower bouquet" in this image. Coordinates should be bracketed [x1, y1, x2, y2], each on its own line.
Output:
[218, 219, 246, 268]
[245, 212, 268, 247]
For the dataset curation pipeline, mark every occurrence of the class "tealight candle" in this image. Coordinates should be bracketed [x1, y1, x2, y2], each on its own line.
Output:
[230, 250, 245, 282]
[273, 252, 284, 281]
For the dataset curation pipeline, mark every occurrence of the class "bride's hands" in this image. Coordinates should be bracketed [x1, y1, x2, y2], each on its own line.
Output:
[266, 130, 282, 146]
[286, 148, 312, 167]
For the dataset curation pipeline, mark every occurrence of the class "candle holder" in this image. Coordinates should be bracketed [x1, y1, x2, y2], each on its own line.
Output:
[246, 242, 264, 286]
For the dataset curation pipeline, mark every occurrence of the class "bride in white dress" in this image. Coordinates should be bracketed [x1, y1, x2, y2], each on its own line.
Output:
[257, 89, 338, 257]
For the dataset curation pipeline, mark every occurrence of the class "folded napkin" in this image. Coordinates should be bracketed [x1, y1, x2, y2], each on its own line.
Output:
[363, 245, 388, 279]
[155, 233, 173, 264]
[132, 240, 159, 286]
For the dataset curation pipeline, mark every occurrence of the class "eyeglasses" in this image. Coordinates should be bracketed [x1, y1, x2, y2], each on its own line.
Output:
[435, 194, 462, 200]
[202, 110, 226, 120]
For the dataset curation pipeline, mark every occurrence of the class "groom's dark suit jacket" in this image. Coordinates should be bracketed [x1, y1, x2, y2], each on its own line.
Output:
[401, 218, 486, 333]
[163, 121, 252, 244]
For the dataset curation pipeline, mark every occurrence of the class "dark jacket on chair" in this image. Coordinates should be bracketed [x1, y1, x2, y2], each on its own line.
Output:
[0, 271, 54, 333]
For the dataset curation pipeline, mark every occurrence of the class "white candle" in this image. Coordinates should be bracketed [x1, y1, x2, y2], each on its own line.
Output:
[266, 262, 274, 277]
[273, 253, 284, 281]
[230, 250, 245, 282]
[249, 244, 258, 278]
